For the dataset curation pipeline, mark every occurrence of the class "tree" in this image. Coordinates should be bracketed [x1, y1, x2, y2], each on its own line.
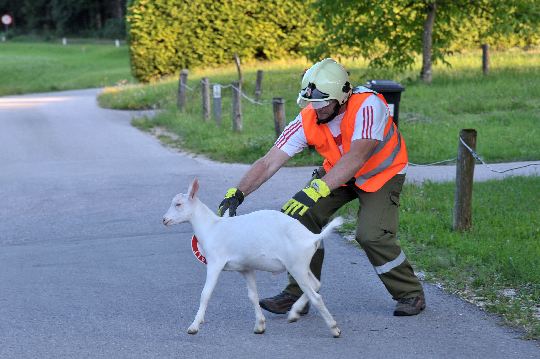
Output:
[0, 0, 127, 37]
[312, 0, 540, 83]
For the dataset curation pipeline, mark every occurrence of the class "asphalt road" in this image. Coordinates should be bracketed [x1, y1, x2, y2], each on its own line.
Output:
[0, 89, 538, 358]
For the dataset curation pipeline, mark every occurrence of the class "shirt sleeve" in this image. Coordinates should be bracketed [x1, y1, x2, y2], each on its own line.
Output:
[352, 94, 388, 142]
[274, 115, 307, 157]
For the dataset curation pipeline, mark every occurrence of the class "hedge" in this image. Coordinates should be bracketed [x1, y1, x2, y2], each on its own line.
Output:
[127, 0, 321, 82]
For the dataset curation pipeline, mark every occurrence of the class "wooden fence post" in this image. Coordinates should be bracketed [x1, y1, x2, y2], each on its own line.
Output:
[177, 69, 189, 111]
[482, 44, 489, 75]
[234, 53, 243, 86]
[272, 98, 285, 138]
[453, 129, 477, 231]
[232, 81, 242, 132]
[255, 70, 264, 101]
[201, 77, 210, 121]
[213, 84, 222, 126]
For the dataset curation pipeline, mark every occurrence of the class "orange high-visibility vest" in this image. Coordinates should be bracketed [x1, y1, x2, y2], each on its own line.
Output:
[300, 91, 408, 192]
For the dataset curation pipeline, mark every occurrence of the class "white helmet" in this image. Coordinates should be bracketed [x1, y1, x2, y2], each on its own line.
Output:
[297, 58, 352, 108]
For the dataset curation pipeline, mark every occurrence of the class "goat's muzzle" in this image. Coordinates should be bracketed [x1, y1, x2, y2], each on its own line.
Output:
[162, 217, 172, 226]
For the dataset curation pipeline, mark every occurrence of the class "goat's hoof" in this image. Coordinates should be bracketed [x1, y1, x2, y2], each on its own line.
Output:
[254, 328, 265, 334]
[287, 315, 299, 323]
[187, 327, 199, 335]
[331, 326, 341, 338]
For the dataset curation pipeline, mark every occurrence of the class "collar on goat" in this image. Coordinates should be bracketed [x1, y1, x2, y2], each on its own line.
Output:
[191, 235, 207, 264]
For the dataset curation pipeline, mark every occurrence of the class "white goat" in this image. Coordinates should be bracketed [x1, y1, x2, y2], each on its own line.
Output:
[162, 178, 343, 337]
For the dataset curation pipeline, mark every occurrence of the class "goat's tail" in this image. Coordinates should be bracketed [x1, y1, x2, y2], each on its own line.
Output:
[317, 216, 344, 240]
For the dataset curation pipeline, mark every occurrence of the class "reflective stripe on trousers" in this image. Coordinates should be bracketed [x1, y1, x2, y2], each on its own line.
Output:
[373, 250, 406, 275]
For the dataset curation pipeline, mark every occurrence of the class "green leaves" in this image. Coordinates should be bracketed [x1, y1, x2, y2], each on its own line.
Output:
[128, 0, 321, 82]
[311, 0, 540, 77]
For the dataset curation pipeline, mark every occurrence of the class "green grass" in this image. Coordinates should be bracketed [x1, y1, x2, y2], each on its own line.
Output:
[99, 49, 540, 165]
[337, 176, 540, 339]
[0, 42, 133, 96]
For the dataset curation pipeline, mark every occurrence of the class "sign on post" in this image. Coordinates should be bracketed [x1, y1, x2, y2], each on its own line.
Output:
[2, 14, 12, 40]
[1, 14, 12, 26]
[213, 84, 222, 126]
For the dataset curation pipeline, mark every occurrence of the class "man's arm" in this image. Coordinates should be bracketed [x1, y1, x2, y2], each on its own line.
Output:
[321, 139, 378, 190]
[237, 146, 291, 196]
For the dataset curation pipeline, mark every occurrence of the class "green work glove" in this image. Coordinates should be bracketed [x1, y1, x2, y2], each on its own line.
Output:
[282, 179, 331, 218]
[217, 188, 245, 217]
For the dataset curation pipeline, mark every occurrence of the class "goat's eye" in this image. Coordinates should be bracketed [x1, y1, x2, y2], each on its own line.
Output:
[175, 203, 182, 208]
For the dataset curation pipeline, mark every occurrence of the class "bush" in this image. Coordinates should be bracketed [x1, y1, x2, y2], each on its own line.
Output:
[127, 0, 321, 82]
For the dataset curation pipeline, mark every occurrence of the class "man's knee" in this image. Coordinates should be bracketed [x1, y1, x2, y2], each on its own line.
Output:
[355, 225, 389, 248]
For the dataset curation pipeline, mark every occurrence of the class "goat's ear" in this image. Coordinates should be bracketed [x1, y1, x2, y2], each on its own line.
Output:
[188, 178, 199, 200]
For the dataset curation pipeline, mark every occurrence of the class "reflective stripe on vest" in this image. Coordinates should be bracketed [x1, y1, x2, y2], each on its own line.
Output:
[300, 92, 408, 192]
[355, 126, 402, 187]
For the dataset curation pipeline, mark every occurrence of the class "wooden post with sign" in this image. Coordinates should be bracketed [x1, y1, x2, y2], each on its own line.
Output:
[2, 14, 13, 40]
[213, 84, 222, 126]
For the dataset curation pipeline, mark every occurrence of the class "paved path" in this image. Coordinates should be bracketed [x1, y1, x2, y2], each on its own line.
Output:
[0, 89, 538, 358]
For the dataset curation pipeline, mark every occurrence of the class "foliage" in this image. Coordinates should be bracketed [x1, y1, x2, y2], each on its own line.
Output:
[311, 0, 540, 73]
[0, 0, 127, 38]
[127, 0, 321, 82]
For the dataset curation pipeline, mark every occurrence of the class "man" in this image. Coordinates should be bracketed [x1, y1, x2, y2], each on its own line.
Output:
[218, 58, 425, 316]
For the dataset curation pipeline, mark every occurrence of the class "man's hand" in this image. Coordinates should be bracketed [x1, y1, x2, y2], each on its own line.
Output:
[217, 188, 245, 217]
[282, 179, 331, 218]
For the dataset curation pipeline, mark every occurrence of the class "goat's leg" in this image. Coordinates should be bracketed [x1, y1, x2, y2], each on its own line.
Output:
[288, 266, 340, 338]
[288, 271, 319, 322]
[188, 264, 223, 334]
[241, 270, 266, 334]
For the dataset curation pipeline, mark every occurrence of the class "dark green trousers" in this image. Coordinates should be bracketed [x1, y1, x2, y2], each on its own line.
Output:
[284, 169, 424, 300]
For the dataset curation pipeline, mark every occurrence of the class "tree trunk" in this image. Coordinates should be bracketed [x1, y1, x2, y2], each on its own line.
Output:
[114, 0, 124, 19]
[420, 1, 437, 83]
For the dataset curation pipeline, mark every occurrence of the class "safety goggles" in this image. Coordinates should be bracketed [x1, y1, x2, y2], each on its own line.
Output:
[297, 82, 332, 108]
[297, 98, 332, 109]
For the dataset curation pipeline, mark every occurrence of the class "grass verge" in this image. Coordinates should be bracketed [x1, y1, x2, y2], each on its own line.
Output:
[337, 176, 540, 339]
[0, 41, 133, 96]
[100, 48, 540, 165]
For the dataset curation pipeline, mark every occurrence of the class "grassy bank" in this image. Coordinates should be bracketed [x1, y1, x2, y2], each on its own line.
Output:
[100, 49, 540, 164]
[0, 42, 133, 96]
[337, 176, 540, 339]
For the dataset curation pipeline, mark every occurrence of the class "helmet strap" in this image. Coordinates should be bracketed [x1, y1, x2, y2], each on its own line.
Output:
[316, 101, 342, 125]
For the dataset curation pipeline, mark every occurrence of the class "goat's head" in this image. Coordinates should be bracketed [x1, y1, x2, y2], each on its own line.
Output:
[162, 178, 199, 226]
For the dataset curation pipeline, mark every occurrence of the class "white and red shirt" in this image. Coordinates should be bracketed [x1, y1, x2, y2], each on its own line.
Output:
[275, 93, 388, 157]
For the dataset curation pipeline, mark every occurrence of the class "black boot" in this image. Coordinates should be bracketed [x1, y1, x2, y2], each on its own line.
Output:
[259, 292, 309, 315]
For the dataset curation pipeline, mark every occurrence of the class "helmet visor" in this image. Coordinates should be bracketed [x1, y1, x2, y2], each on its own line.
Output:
[297, 97, 331, 109]
[299, 83, 330, 101]
[297, 82, 332, 108]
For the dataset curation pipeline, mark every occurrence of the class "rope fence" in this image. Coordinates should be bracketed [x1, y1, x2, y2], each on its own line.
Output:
[408, 140, 539, 174]
[176, 69, 283, 134]
[458, 136, 540, 173]
[175, 70, 539, 232]
[175, 68, 540, 177]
